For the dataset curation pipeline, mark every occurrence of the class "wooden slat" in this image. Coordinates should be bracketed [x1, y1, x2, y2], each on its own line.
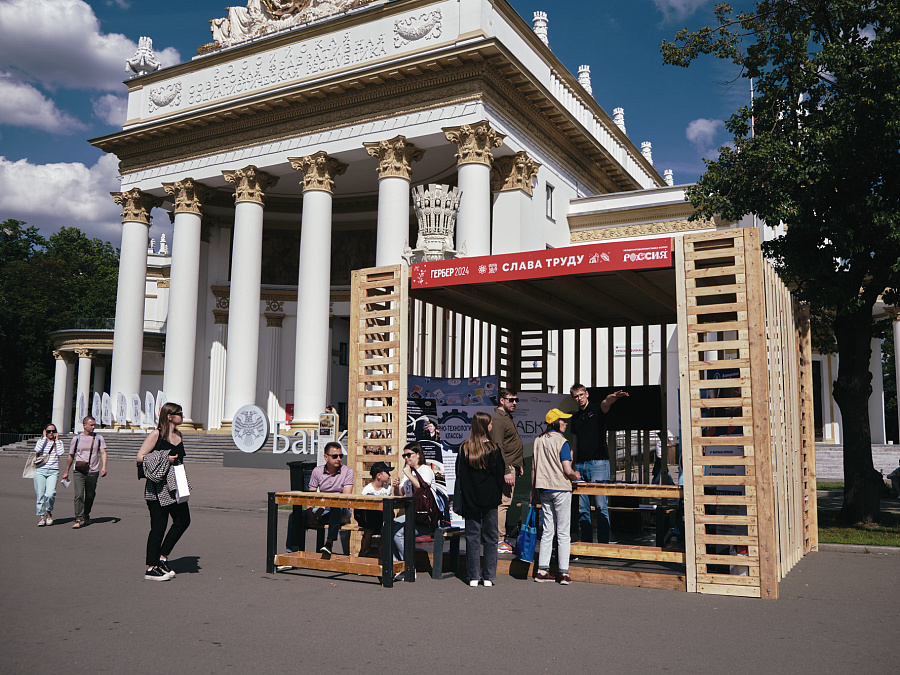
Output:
[569, 543, 685, 563]
[273, 551, 404, 576]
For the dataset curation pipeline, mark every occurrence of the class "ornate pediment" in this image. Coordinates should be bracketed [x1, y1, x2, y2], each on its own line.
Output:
[208, 0, 382, 50]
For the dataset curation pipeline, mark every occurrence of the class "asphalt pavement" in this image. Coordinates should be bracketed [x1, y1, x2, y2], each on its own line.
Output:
[2, 455, 898, 674]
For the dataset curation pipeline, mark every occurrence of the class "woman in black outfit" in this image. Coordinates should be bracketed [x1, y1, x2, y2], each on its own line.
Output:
[136, 402, 191, 581]
[455, 411, 506, 587]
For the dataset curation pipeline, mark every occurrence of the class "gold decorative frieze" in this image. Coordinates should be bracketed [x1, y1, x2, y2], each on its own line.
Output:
[289, 152, 348, 193]
[569, 218, 716, 242]
[265, 299, 285, 313]
[363, 135, 425, 180]
[213, 309, 229, 325]
[110, 188, 164, 226]
[213, 284, 350, 304]
[265, 313, 285, 328]
[212, 287, 230, 309]
[491, 151, 541, 195]
[443, 120, 505, 166]
[162, 178, 213, 215]
[223, 165, 278, 204]
[157, 279, 170, 288]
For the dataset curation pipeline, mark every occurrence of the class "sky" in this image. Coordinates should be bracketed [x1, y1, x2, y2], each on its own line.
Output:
[0, 0, 752, 247]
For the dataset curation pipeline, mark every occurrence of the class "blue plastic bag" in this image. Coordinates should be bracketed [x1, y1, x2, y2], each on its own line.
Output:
[516, 503, 538, 563]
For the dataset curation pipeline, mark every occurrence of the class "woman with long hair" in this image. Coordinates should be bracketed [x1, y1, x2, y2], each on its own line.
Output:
[455, 411, 505, 587]
[389, 441, 436, 581]
[136, 402, 192, 581]
[33, 423, 66, 526]
[531, 408, 580, 585]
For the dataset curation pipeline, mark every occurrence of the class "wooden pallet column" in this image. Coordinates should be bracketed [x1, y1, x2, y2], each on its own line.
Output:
[348, 265, 408, 493]
[796, 304, 818, 553]
[677, 229, 779, 599]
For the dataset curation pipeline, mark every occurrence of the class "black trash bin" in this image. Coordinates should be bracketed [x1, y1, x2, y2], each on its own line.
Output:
[285, 461, 317, 552]
[287, 460, 316, 492]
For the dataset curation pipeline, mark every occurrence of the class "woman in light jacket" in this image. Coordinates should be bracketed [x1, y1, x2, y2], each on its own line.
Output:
[455, 411, 506, 587]
[531, 408, 581, 585]
[136, 402, 191, 582]
[33, 423, 66, 526]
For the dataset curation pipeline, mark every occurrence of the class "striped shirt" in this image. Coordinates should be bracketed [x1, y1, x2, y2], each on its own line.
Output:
[34, 438, 65, 471]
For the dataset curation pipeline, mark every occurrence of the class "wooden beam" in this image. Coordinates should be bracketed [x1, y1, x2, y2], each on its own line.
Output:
[496, 280, 600, 327]
[616, 269, 677, 311]
[555, 276, 646, 324]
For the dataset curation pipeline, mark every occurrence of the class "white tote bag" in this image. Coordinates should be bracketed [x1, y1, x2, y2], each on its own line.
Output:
[173, 464, 190, 503]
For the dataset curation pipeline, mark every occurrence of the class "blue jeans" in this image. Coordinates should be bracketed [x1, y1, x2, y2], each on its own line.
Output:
[391, 515, 433, 561]
[34, 467, 58, 516]
[574, 460, 610, 543]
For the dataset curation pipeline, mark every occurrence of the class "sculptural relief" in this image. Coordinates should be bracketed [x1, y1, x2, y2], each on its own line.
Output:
[209, 0, 381, 49]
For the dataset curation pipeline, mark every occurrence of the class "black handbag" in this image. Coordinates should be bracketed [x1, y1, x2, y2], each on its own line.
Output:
[412, 468, 439, 528]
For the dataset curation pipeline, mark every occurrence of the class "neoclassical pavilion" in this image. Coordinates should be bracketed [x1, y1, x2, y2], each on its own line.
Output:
[77, 0, 664, 432]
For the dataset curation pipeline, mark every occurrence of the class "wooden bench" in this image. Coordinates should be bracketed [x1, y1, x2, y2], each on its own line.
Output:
[267, 491, 415, 587]
[416, 526, 463, 579]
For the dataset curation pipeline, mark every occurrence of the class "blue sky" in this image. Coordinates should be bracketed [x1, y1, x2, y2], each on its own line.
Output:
[0, 0, 752, 245]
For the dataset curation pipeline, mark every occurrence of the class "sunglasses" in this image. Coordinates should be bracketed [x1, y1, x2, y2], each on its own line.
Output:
[402, 453, 414, 458]
[326, 453, 343, 459]
[47, 429, 58, 433]
[171, 410, 184, 416]
[504, 397, 519, 402]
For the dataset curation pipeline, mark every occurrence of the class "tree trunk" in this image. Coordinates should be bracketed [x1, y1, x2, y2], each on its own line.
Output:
[832, 309, 882, 524]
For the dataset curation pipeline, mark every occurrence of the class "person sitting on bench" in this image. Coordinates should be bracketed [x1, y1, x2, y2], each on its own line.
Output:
[308, 442, 355, 555]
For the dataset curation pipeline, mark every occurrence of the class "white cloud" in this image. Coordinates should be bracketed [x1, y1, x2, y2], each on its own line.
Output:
[92, 94, 127, 126]
[0, 0, 180, 92]
[653, 0, 712, 21]
[0, 72, 86, 132]
[686, 118, 726, 156]
[0, 154, 124, 240]
[107, 0, 131, 8]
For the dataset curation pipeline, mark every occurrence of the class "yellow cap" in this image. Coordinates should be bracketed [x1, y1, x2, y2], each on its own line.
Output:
[545, 408, 572, 424]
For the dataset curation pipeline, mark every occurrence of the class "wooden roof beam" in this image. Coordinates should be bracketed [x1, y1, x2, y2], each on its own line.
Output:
[496, 281, 602, 327]
[438, 285, 547, 330]
[555, 276, 647, 324]
[615, 270, 677, 311]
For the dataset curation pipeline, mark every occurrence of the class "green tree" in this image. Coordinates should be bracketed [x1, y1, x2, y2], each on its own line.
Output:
[662, 2, 900, 523]
[0, 221, 119, 433]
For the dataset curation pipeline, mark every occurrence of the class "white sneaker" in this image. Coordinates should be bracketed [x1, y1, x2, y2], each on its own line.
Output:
[483, 580, 493, 587]
[469, 579, 479, 587]
[45, 513, 53, 526]
[37, 516, 45, 527]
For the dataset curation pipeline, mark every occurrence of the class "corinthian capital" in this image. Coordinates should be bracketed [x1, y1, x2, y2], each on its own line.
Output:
[289, 152, 348, 193]
[443, 120, 505, 167]
[491, 152, 542, 196]
[163, 178, 213, 215]
[222, 165, 278, 204]
[363, 135, 425, 180]
[74, 348, 95, 360]
[111, 188, 164, 225]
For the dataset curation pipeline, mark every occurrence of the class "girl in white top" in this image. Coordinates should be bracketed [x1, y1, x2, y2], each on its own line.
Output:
[390, 442, 436, 578]
[33, 423, 66, 526]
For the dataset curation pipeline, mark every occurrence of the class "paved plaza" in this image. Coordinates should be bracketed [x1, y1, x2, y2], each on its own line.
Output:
[2, 455, 897, 674]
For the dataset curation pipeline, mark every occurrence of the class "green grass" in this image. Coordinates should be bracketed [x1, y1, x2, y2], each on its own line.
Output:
[817, 481, 844, 491]
[817, 510, 900, 547]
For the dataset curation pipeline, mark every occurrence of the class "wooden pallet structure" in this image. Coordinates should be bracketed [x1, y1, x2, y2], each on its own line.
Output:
[347, 265, 408, 494]
[676, 229, 815, 599]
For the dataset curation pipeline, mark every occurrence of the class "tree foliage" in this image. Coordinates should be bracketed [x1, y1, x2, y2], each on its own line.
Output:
[0, 220, 119, 433]
[662, 2, 900, 523]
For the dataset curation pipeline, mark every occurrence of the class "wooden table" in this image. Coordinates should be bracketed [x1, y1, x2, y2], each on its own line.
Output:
[266, 491, 415, 587]
[570, 483, 684, 564]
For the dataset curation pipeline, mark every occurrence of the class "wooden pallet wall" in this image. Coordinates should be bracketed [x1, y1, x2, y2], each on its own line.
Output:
[348, 265, 408, 492]
[796, 306, 819, 553]
[676, 229, 780, 599]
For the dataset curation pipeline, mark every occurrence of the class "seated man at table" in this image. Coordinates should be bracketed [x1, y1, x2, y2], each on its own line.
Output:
[308, 442, 355, 555]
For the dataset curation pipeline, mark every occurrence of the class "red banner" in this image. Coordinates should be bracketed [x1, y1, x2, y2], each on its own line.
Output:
[410, 238, 673, 288]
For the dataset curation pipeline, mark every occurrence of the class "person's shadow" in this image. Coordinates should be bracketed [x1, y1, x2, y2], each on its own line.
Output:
[51, 516, 120, 526]
[169, 556, 201, 574]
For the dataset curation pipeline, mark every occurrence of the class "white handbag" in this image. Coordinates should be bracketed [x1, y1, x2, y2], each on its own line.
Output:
[173, 464, 190, 503]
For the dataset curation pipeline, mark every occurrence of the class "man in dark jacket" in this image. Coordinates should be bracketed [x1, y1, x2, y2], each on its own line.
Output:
[490, 389, 522, 553]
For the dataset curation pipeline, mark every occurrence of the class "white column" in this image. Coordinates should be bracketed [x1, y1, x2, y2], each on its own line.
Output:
[109, 189, 161, 416]
[289, 152, 347, 425]
[490, 151, 541, 254]
[895, 318, 900, 442]
[74, 349, 94, 433]
[162, 179, 210, 426]
[364, 136, 424, 266]
[92, 362, 106, 397]
[51, 351, 73, 433]
[208, 312, 228, 430]
[264, 308, 285, 426]
[221, 166, 278, 424]
[444, 121, 505, 257]
[63, 357, 75, 433]
[869, 338, 886, 444]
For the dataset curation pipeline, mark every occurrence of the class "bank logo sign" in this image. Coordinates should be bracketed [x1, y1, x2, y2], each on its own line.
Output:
[233, 404, 270, 453]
